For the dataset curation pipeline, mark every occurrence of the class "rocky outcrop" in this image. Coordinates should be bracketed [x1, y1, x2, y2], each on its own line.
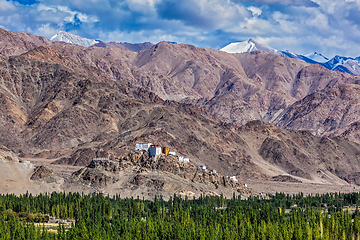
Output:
[238, 121, 360, 185]
[30, 166, 53, 180]
[272, 175, 302, 183]
[53, 148, 109, 166]
[0, 145, 21, 163]
[70, 151, 253, 197]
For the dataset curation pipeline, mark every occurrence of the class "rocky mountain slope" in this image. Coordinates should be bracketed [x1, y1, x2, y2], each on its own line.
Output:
[1, 28, 359, 134]
[1, 45, 360, 186]
[237, 121, 360, 185]
[271, 84, 360, 142]
[93, 41, 154, 52]
[0, 28, 52, 56]
[41, 40, 360, 126]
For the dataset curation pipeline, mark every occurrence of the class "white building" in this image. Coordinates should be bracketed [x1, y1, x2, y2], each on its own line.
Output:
[198, 166, 206, 170]
[149, 146, 162, 157]
[93, 158, 109, 161]
[48, 216, 67, 224]
[210, 170, 217, 173]
[179, 156, 190, 163]
[135, 143, 152, 151]
[49, 216, 56, 223]
[229, 176, 238, 182]
[169, 152, 176, 156]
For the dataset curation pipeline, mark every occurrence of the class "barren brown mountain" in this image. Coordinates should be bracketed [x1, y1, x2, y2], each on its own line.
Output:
[59, 41, 360, 126]
[0, 28, 52, 56]
[93, 41, 154, 52]
[272, 84, 360, 143]
[1, 28, 359, 127]
[1, 45, 360, 184]
[2, 28, 360, 196]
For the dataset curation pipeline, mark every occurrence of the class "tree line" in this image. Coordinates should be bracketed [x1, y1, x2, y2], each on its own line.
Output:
[1, 191, 360, 239]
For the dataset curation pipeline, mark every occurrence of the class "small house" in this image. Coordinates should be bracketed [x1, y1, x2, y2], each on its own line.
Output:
[198, 166, 206, 170]
[210, 170, 217, 173]
[169, 152, 176, 156]
[149, 145, 162, 157]
[49, 216, 56, 223]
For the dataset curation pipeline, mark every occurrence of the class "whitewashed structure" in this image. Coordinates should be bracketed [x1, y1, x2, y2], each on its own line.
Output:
[135, 143, 152, 151]
[229, 176, 238, 182]
[198, 166, 206, 170]
[149, 146, 162, 157]
[210, 170, 217, 173]
[93, 158, 109, 161]
[179, 156, 190, 163]
[49, 216, 67, 224]
[169, 152, 176, 156]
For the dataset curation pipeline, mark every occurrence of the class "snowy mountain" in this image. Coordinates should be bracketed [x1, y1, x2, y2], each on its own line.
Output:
[322, 56, 360, 75]
[50, 31, 100, 47]
[220, 39, 280, 54]
[304, 52, 329, 63]
[221, 39, 360, 75]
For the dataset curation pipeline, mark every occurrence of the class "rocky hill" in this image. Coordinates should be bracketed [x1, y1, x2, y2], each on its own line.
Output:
[68, 151, 253, 199]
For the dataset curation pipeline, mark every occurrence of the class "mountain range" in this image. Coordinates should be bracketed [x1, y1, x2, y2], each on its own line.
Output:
[1, 28, 360, 196]
[50, 31, 154, 52]
[221, 39, 360, 76]
[49, 31, 360, 76]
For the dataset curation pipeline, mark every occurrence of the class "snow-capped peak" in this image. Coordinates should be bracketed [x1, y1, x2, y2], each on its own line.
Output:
[220, 39, 360, 76]
[50, 31, 100, 47]
[220, 39, 279, 54]
[304, 52, 329, 63]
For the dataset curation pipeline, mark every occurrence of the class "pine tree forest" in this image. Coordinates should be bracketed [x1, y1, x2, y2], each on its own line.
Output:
[1, 191, 360, 239]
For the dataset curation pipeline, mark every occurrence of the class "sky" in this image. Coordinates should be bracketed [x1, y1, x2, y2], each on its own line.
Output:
[1, 0, 360, 58]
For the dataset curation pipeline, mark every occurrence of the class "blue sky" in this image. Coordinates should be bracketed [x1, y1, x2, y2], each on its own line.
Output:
[1, 0, 360, 58]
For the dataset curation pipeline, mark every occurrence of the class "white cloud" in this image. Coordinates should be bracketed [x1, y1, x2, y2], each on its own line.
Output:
[0, 0, 359, 58]
[98, 29, 185, 44]
[247, 6, 262, 16]
[0, 0, 16, 12]
[33, 23, 60, 37]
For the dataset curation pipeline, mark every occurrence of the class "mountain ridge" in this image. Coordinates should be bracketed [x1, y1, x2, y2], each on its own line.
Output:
[221, 39, 360, 75]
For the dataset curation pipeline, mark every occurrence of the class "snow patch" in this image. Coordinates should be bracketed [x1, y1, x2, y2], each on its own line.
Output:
[51, 31, 100, 47]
